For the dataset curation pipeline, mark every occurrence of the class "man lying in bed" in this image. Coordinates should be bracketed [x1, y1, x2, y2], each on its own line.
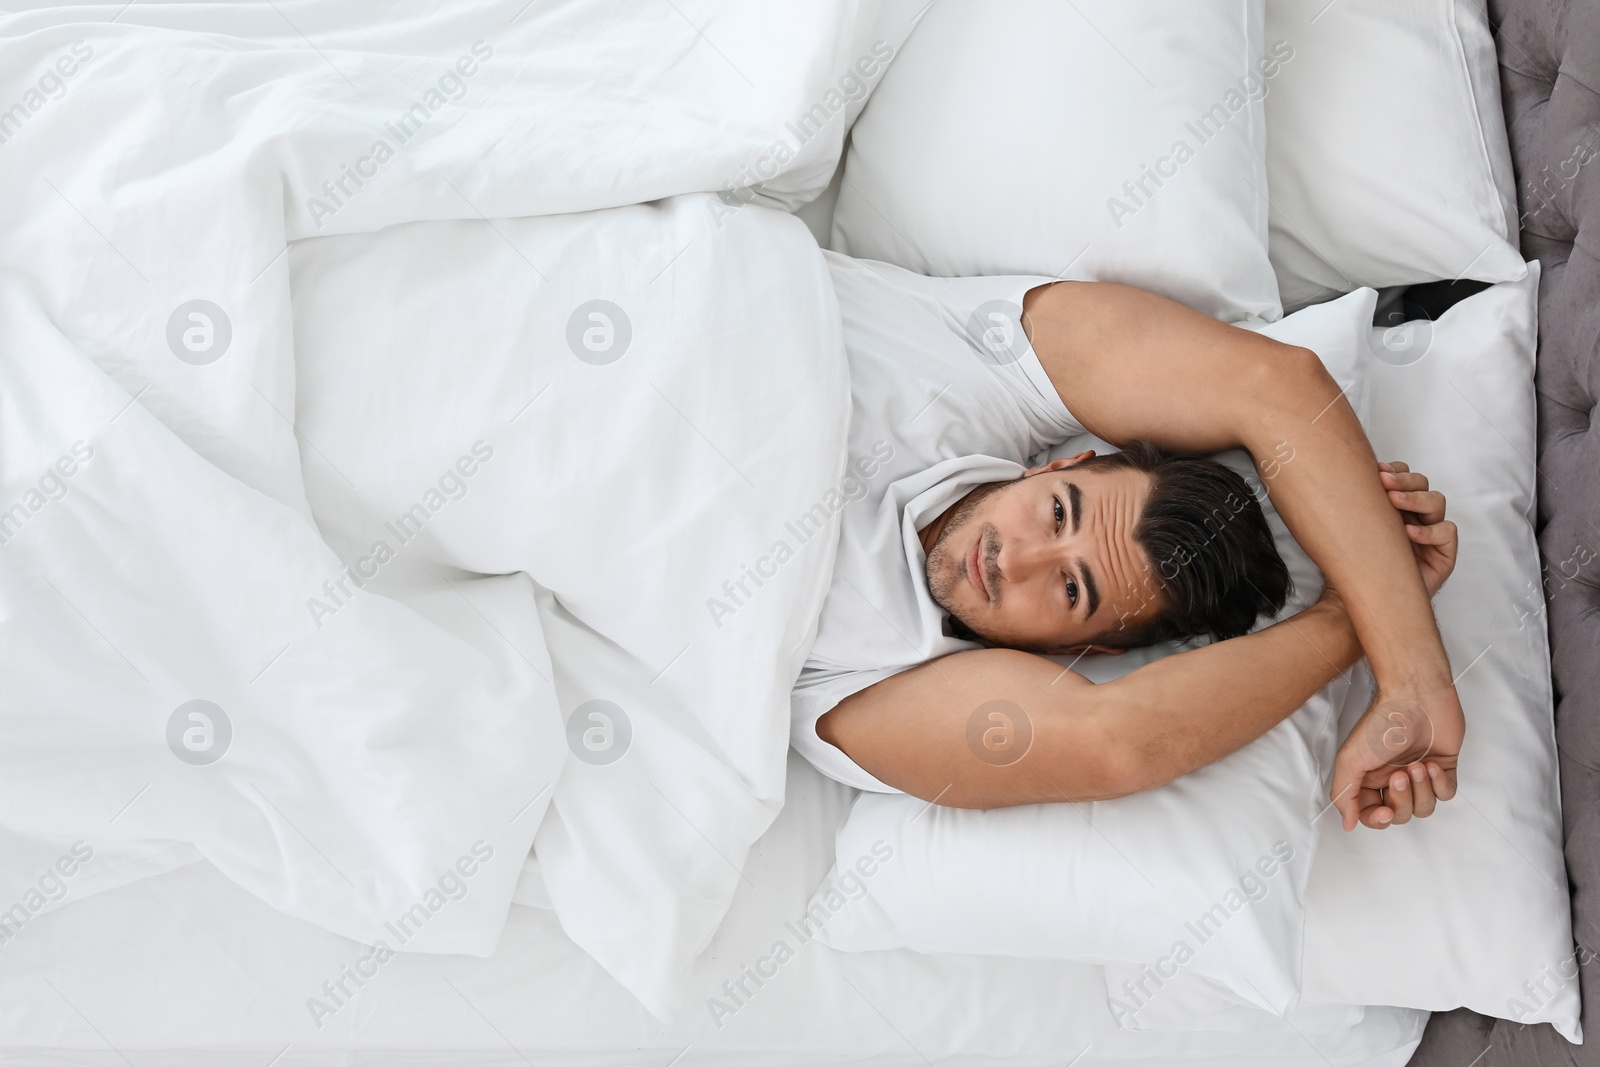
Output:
[794, 260, 1462, 833]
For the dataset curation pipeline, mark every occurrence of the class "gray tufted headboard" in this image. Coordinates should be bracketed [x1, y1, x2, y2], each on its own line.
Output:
[1409, 1, 1600, 1063]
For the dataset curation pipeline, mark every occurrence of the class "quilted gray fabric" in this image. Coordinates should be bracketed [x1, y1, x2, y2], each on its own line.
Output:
[1410, 1, 1600, 1063]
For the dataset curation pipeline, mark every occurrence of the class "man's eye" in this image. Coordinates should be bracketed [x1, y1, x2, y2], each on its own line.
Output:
[1066, 577, 1078, 608]
[1053, 497, 1064, 531]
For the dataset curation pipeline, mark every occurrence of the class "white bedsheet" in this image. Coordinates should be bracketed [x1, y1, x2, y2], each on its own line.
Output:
[287, 197, 851, 1018]
[0, 0, 925, 1022]
[0, 751, 1427, 1066]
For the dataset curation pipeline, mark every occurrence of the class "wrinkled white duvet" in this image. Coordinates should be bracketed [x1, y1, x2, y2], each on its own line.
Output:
[0, 0, 921, 1020]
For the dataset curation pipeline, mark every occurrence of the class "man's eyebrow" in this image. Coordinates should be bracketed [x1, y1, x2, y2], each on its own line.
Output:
[1078, 558, 1100, 618]
[1067, 481, 1082, 534]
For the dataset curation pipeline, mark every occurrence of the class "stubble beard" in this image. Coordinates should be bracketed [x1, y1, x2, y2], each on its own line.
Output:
[924, 480, 1007, 625]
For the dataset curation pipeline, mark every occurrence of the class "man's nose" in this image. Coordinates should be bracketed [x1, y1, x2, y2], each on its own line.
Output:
[997, 536, 1064, 585]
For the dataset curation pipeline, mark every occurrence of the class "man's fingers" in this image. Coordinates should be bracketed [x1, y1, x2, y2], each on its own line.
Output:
[1381, 460, 1411, 475]
[1386, 769, 1415, 824]
[1389, 487, 1444, 518]
[1380, 470, 1429, 493]
[1407, 761, 1438, 818]
[1333, 783, 1358, 832]
[1332, 773, 1365, 831]
[1405, 520, 1456, 545]
[1358, 787, 1394, 829]
[1428, 762, 1458, 802]
[1389, 488, 1445, 522]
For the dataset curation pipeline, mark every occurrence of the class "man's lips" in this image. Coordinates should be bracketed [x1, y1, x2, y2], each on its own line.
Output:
[968, 534, 989, 601]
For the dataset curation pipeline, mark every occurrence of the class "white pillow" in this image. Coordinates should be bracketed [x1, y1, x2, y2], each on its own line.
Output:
[1299, 265, 1580, 1040]
[807, 290, 1382, 1017]
[831, 0, 1283, 324]
[1264, 0, 1526, 311]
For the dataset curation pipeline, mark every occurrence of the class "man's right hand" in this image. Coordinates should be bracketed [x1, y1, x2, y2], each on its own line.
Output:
[1329, 461, 1462, 831]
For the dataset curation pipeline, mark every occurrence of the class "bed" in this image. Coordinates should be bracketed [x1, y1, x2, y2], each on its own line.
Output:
[1409, 0, 1600, 1063]
[0, 1, 1586, 1064]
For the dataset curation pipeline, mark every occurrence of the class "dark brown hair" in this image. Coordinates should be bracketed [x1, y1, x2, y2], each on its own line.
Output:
[1077, 440, 1291, 647]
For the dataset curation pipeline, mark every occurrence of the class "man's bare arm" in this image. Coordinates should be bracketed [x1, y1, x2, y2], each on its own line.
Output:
[817, 592, 1359, 809]
[1018, 281, 1463, 829]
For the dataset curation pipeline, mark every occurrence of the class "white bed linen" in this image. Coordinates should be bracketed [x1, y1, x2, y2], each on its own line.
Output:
[286, 197, 852, 1021]
[0, 0, 926, 1024]
[831, 0, 1283, 323]
[808, 290, 1380, 1016]
[1263, 0, 1526, 310]
[0, 752, 1427, 1066]
[1300, 267, 1578, 1036]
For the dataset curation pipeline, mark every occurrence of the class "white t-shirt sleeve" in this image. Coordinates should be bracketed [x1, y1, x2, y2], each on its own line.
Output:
[791, 667, 909, 793]
[848, 258, 1086, 434]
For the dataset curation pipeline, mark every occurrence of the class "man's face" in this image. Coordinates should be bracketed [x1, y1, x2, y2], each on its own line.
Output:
[922, 455, 1161, 653]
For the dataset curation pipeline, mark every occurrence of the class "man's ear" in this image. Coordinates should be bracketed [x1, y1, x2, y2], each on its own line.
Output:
[1023, 451, 1095, 478]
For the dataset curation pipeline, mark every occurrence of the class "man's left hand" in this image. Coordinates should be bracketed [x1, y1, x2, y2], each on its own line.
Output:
[1329, 461, 1463, 831]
